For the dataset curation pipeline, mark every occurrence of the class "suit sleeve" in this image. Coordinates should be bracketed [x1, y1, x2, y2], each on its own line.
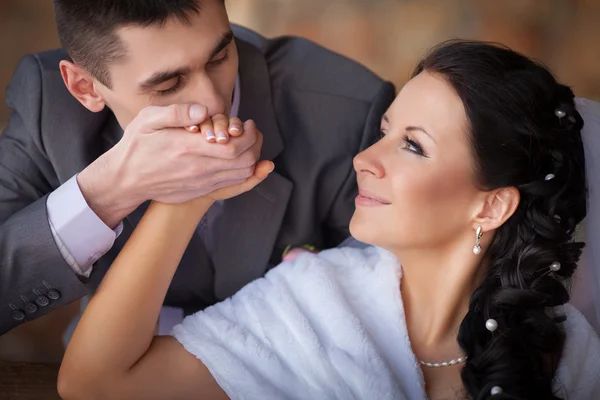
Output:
[0, 55, 88, 335]
[322, 81, 396, 247]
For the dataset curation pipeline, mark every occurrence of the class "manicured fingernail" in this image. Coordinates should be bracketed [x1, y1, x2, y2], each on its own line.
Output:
[189, 104, 207, 120]
[216, 131, 228, 142]
[229, 125, 241, 133]
[268, 162, 275, 172]
[206, 130, 216, 141]
[186, 125, 199, 133]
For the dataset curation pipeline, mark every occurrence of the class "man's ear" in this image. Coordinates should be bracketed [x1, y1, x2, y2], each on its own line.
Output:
[59, 60, 106, 113]
[472, 187, 520, 233]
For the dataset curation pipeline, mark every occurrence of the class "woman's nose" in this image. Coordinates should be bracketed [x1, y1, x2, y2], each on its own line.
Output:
[353, 145, 385, 178]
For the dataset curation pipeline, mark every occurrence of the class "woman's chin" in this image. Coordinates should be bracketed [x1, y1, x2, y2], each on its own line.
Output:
[349, 215, 378, 247]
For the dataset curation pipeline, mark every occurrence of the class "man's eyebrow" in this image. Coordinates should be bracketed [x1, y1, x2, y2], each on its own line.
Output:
[209, 30, 234, 60]
[138, 67, 191, 90]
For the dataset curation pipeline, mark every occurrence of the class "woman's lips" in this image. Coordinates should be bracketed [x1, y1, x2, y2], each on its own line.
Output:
[355, 189, 391, 206]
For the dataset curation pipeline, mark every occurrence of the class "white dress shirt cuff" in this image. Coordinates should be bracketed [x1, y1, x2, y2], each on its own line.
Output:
[47, 175, 123, 277]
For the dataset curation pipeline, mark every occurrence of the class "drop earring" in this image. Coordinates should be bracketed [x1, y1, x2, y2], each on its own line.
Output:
[473, 226, 483, 255]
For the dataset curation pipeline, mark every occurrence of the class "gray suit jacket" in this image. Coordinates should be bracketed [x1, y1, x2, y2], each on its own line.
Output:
[0, 26, 395, 334]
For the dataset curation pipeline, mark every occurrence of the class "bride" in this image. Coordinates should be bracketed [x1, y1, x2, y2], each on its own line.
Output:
[57, 40, 600, 400]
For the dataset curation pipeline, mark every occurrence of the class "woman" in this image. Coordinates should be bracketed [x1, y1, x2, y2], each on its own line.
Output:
[58, 40, 600, 399]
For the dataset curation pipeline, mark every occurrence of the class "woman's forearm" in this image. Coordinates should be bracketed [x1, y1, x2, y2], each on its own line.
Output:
[61, 198, 214, 382]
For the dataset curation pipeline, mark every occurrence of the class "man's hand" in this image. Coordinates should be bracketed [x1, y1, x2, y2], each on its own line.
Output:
[77, 104, 263, 228]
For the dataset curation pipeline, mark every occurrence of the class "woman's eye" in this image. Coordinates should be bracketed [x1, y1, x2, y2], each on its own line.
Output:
[403, 135, 427, 157]
[407, 142, 420, 153]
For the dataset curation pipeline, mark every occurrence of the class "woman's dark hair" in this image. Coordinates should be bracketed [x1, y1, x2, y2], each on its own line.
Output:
[413, 40, 587, 399]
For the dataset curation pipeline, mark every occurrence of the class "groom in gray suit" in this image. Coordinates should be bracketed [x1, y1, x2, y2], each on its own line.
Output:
[0, 0, 394, 334]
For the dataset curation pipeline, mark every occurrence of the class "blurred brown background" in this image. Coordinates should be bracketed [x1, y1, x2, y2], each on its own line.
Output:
[0, 0, 599, 390]
[1, 0, 600, 129]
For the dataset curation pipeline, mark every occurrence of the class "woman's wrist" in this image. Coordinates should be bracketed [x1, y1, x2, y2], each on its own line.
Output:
[189, 195, 216, 209]
[184, 196, 215, 220]
[149, 197, 214, 227]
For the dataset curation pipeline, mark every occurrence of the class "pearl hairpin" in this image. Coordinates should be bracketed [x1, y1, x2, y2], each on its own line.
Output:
[485, 318, 498, 332]
[550, 261, 561, 272]
[555, 109, 566, 118]
[491, 386, 503, 395]
[545, 173, 555, 181]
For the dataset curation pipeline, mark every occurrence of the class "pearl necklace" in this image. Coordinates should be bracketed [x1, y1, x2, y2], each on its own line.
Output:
[419, 356, 467, 368]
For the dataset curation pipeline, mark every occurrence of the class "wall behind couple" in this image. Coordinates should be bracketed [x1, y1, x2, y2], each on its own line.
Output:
[0, 0, 598, 364]
[1, 0, 600, 128]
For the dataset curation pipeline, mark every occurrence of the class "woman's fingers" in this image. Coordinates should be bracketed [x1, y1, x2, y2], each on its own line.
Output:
[212, 114, 230, 143]
[191, 115, 247, 144]
[200, 116, 216, 143]
[184, 125, 200, 133]
[228, 117, 244, 137]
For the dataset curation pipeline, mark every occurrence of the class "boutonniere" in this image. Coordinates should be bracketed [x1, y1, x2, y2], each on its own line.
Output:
[281, 244, 319, 262]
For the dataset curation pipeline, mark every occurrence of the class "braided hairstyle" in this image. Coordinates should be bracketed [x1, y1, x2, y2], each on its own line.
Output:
[413, 40, 587, 399]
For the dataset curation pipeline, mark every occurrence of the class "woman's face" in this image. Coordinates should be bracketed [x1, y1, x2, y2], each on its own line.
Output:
[350, 71, 484, 253]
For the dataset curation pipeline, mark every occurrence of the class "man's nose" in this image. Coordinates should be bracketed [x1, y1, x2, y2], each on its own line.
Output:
[192, 76, 227, 116]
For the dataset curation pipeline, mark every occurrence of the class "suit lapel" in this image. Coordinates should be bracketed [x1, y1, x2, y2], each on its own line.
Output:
[234, 38, 284, 161]
[213, 38, 292, 299]
[213, 173, 292, 299]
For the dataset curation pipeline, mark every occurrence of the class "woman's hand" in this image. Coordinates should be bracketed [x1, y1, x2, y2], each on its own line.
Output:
[205, 159, 274, 200]
[185, 113, 245, 143]
[187, 115, 274, 203]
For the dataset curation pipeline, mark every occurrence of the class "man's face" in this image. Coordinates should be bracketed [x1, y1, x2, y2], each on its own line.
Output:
[95, 0, 238, 128]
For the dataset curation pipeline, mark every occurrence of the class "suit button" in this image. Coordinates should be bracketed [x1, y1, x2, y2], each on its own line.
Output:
[47, 289, 61, 300]
[11, 310, 25, 321]
[35, 295, 50, 307]
[25, 302, 38, 314]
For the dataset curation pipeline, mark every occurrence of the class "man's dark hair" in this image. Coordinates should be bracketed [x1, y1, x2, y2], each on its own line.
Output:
[53, 0, 206, 88]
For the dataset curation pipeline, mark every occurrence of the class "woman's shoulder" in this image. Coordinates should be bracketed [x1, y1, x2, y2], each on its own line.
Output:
[172, 245, 407, 400]
[554, 304, 600, 396]
[172, 246, 401, 352]
[268, 245, 401, 287]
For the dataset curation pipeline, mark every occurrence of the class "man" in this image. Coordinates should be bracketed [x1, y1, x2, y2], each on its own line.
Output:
[0, 0, 394, 334]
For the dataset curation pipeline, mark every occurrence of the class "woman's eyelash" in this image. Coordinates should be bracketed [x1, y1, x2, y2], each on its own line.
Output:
[380, 131, 428, 157]
[403, 135, 427, 157]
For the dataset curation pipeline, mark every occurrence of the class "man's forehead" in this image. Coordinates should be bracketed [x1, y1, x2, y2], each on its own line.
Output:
[114, 2, 229, 59]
